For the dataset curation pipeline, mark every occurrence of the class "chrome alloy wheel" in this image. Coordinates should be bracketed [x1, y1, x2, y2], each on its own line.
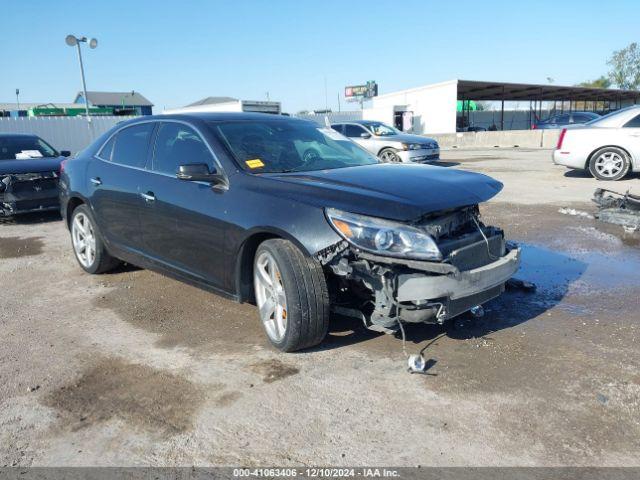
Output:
[594, 151, 625, 178]
[379, 149, 401, 163]
[254, 251, 288, 342]
[72, 212, 96, 268]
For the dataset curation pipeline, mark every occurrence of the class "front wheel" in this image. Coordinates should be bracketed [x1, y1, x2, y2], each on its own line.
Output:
[588, 147, 631, 181]
[70, 205, 120, 274]
[378, 148, 402, 163]
[253, 239, 329, 352]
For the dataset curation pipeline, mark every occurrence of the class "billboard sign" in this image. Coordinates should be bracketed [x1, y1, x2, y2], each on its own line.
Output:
[345, 81, 378, 99]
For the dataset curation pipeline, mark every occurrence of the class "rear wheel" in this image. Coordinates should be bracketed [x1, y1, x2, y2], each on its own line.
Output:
[70, 205, 120, 274]
[378, 148, 401, 163]
[589, 147, 630, 181]
[253, 239, 329, 352]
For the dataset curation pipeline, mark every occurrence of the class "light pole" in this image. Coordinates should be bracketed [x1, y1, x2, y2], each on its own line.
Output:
[15, 88, 20, 112]
[65, 35, 98, 123]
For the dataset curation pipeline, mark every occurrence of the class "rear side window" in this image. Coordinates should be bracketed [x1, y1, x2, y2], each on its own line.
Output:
[153, 122, 213, 175]
[98, 136, 115, 160]
[624, 114, 640, 128]
[111, 123, 154, 167]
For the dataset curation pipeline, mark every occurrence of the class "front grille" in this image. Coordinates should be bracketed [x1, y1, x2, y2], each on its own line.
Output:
[447, 234, 504, 271]
[10, 177, 58, 194]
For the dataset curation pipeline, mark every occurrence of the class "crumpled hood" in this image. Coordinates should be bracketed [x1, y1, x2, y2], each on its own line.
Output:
[0, 157, 64, 175]
[264, 163, 503, 222]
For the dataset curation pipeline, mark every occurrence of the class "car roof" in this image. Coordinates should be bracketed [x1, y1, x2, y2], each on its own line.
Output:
[127, 112, 311, 124]
[0, 133, 39, 139]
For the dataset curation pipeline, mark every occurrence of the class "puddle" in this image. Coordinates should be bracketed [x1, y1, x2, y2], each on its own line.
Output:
[0, 236, 44, 258]
[43, 357, 205, 435]
[249, 359, 299, 383]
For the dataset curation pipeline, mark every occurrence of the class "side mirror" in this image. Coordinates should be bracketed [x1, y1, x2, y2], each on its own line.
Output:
[60, 150, 71, 157]
[360, 132, 372, 139]
[176, 163, 225, 186]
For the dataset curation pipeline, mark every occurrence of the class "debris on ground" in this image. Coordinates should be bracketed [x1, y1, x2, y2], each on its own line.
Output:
[506, 278, 537, 292]
[558, 207, 594, 219]
[592, 188, 640, 232]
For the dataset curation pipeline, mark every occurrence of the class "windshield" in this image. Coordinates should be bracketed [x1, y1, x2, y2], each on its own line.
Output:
[212, 120, 379, 173]
[0, 136, 58, 160]
[365, 122, 399, 136]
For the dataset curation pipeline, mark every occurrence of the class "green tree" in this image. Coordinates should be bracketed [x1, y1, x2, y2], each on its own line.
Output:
[577, 76, 612, 88]
[608, 43, 640, 89]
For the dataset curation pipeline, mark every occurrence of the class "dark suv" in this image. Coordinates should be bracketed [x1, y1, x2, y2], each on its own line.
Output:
[60, 113, 520, 352]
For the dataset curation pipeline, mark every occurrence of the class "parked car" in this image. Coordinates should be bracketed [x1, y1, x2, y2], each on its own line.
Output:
[331, 120, 440, 163]
[553, 105, 640, 181]
[533, 111, 600, 129]
[0, 133, 70, 216]
[60, 113, 520, 352]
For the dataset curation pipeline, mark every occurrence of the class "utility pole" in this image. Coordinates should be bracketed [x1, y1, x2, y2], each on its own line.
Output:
[66, 35, 98, 125]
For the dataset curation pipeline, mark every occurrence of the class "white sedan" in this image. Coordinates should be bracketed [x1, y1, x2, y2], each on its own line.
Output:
[553, 105, 640, 181]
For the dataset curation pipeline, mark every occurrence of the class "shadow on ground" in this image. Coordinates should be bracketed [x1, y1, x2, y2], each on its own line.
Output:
[0, 211, 62, 225]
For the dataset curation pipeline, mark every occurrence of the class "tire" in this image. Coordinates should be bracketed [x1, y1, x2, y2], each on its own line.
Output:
[253, 239, 330, 352]
[378, 148, 402, 163]
[588, 147, 631, 181]
[70, 204, 120, 274]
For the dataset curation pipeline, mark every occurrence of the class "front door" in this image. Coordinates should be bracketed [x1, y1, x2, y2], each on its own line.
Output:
[138, 121, 228, 288]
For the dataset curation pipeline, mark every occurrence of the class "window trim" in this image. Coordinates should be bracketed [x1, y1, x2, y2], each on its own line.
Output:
[94, 119, 228, 183]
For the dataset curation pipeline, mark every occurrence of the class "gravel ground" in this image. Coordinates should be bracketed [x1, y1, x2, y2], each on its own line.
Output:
[1, 149, 639, 466]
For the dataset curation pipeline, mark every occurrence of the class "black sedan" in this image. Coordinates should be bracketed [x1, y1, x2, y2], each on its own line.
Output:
[60, 113, 520, 352]
[0, 133, 70, 216]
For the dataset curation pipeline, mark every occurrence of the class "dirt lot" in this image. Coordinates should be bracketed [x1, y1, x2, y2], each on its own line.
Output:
[1, 148, 639, 467]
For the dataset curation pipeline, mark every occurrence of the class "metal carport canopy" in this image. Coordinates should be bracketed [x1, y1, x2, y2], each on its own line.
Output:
[457, 79, 640, 101]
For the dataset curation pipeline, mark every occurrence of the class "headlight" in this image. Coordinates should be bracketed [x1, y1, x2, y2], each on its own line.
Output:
[402, 143, 426, 150]
[325, 208, 442, 261]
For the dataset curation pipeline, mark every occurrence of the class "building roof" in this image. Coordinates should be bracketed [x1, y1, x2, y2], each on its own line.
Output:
[457, 79, 640, 101]
[185, 96, 239, 107]
[0, 102, 84, 111]
[77, 91, 154, 106]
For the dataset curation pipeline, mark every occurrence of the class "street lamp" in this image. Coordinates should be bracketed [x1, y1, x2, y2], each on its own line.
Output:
[65, 35, 98, 122]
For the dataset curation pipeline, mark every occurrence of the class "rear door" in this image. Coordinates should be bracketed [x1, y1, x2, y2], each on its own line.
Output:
[138, 121, 228, 287]
[87, 122, 155, 252]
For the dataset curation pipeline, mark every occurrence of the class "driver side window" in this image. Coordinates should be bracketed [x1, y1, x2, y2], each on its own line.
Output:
[344, 124, 367, 138]
[152, 123, 212, 175]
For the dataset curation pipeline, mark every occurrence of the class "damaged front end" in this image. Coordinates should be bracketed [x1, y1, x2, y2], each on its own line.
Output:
[316, 206, 521, 333]
[0, 171, 60, 217]
[592, 188, 640, 232]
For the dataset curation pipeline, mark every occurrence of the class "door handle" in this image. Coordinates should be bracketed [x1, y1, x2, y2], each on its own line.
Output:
[90, 177, 102, 186]
[140, 192, 156, 202]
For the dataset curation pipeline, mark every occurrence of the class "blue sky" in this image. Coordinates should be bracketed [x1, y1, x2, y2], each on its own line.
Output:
[2, 0, 639, 113]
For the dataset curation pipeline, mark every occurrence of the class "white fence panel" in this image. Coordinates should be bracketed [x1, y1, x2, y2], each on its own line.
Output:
[0, 116, 136, 154]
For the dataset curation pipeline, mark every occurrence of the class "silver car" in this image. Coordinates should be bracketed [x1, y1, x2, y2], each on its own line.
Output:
[331, 120, 440, 163]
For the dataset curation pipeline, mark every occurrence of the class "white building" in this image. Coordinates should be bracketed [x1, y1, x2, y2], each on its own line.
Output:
[164, 96, 281, 115]
[364, 79, 639, 134]
[364, 80, 458, 135]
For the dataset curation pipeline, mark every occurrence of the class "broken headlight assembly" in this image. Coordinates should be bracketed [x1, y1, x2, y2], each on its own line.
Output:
[325, 208, 443, 261]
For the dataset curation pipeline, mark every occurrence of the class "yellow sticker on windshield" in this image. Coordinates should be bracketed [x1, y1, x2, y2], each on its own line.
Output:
[245, 159, 265, 169]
